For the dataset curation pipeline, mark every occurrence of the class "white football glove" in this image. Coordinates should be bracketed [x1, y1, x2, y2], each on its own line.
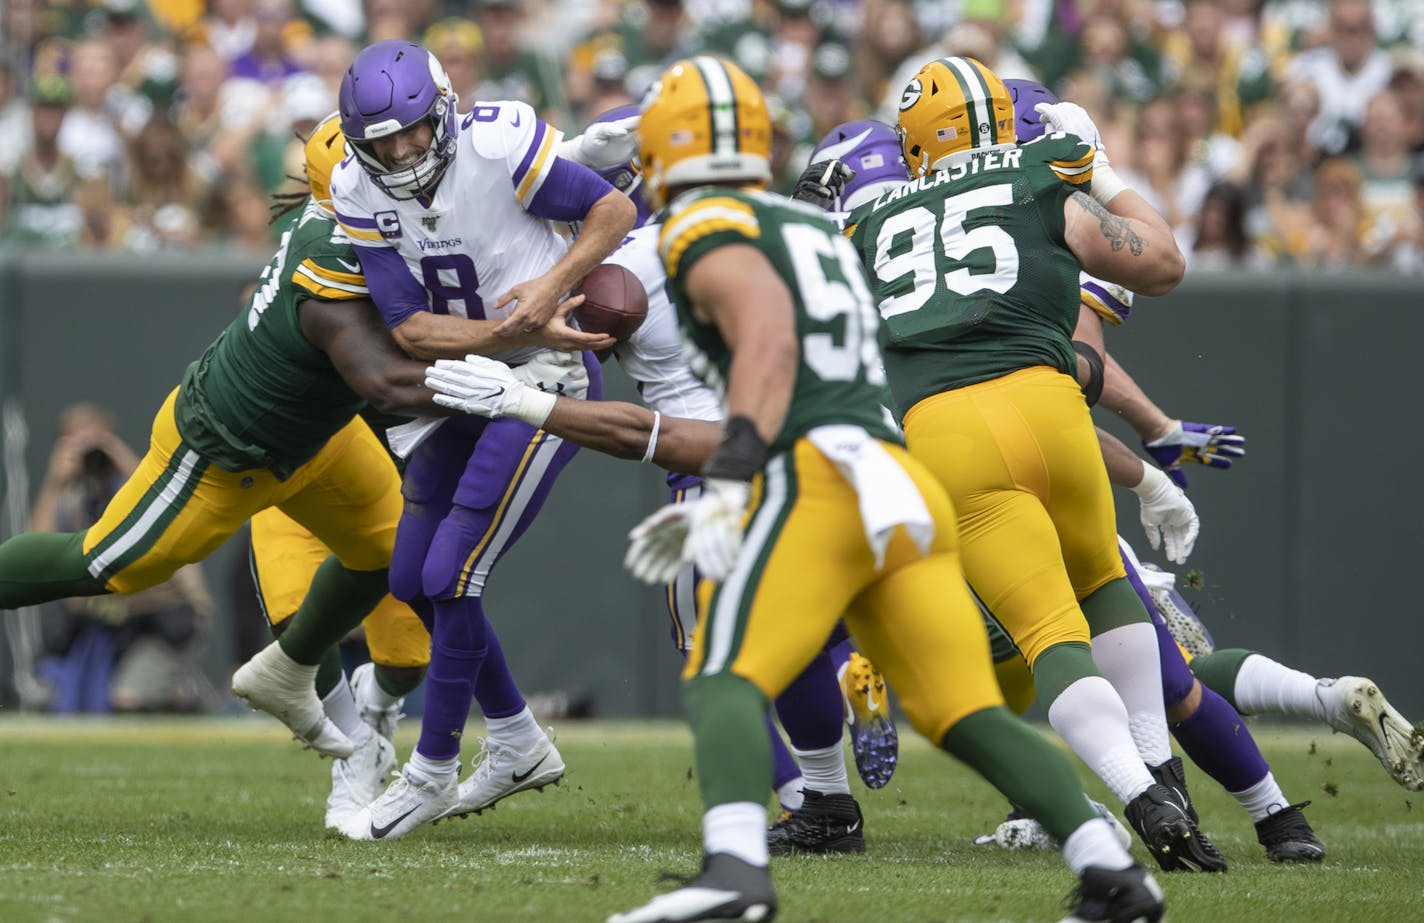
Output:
[624, 479, 750, 585]
[425, 355, 557, 426]
[1033, 101, 1104, 152]
[557, 115, 640, 171]
[512, 350, 589, 398]
[1131, 465, 1199, 565]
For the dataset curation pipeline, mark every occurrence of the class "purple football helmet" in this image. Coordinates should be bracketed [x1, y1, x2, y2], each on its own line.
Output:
[338, 40, 459, 200]
[586, 104, 653, 229]
[809, 120, 908, 211]
[1004, 79, 1058, 143]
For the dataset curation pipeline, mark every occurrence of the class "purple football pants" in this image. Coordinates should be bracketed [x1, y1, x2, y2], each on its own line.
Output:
[395, 352, 602, 760]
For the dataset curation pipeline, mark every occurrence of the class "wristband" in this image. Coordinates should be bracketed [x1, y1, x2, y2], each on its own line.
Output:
[1130, 463, 1172, 498]
[641, 411, 662, 463]
[700, 415, 767, 481]
[514, 387, 557, 428]
[1091, 160, 1128, 206]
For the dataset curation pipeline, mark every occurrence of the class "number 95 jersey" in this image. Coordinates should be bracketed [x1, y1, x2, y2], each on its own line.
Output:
[846, 133, 1096, 418]
[329, 100, 567, 365]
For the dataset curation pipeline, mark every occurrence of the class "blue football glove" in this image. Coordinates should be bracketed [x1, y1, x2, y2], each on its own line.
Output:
[1143, 421, 1245, 488]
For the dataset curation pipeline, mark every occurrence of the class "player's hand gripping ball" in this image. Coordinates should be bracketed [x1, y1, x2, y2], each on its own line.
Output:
[573, 263, 649, 343]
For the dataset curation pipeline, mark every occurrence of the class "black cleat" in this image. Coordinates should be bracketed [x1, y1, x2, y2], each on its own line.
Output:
[1255, 801, 1325, 863]
[607, 852, 777, 923]
[1125, 783, 1227, 873]
[1147, 756, 1198, 824]
[766, 790, 865, 856]
[1060, 864, 1165, 923]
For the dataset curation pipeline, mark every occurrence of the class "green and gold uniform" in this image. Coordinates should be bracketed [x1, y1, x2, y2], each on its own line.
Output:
[75, 200, 403, 606]
[849, 135, 1136, 669]
[660, 187, 1004, 745]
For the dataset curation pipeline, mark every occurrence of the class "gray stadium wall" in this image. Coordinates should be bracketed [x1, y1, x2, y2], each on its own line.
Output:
[0, 252, 1419, 719]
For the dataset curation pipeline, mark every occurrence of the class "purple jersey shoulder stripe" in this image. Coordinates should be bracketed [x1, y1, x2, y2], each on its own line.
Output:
[510, 120, 549, 189]
[335, 209, 378, 229]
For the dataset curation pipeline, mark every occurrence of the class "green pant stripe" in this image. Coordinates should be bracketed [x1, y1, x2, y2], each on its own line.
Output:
[85, 448, 210, 583]
[701, 454, 797, 676]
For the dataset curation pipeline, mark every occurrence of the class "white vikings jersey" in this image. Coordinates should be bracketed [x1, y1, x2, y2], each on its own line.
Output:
[605, 224, 722, 423]
[330, 100, 565, 364]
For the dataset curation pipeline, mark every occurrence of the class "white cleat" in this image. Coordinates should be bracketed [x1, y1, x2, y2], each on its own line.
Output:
[443, 728, 565, 821]
[608, 853, 776, 923]
[325, 729, 397, 830]
[1317, 676, 1424, 790]
[973, 800, 1132, 851]
[339, 764, 457, 841]
[350, 662, 405, 741]
[232, 641, 353, 759]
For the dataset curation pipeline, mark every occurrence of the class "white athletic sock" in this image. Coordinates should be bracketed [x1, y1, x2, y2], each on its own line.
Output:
[408, 750, 460, 782]
[484, 706, 546, 751]
[322, 680, 371, 742]
[1047, 677, 1156, 803]
[360, 668, 402, 710]
[1092, 623, 1173, 766]
[1231, 772, 1289, 822]
[704, 802, 769, 867]
[791, 743, 851, 796]
[1234, 654, 1326, 720]
[777, 778, 805, 812]
[1062, 815, 1135, 875]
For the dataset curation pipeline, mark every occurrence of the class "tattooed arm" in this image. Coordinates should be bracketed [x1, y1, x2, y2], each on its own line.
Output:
[1063, 189, 1185, 297]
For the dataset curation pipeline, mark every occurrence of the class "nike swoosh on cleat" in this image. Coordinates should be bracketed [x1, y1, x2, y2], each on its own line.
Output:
[370, 806, 419, 839]
[512, 752, 549, 784]
[846, 818, 862, 835]
[865, 684, 878, 712]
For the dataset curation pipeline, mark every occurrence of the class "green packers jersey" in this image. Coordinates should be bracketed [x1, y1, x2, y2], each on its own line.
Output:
[659, 188, 899, 458]
[173, 199, 371, 480]
[847, 135, 1095, 418]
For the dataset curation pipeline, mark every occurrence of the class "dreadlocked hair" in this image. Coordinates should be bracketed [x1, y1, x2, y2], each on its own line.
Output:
[268, 171, 310, 225]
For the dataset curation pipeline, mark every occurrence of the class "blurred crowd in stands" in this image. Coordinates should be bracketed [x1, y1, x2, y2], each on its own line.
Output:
[2, 0, 1423, 270]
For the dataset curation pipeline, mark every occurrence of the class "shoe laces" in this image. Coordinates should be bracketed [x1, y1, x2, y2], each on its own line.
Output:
[1259, 801, 1314, 838]
[468, 737, 512, 779]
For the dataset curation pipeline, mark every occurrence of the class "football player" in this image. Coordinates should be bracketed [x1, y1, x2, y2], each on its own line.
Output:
[0, 115, 457, 770]
[327, 39, 636, 841]
[574, 105, 893, 854]
[841, 55, 1229, 875]
[611, 55, 1162, 923]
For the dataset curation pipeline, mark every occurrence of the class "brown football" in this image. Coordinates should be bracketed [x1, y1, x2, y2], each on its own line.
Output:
[574, 263, 649, 342]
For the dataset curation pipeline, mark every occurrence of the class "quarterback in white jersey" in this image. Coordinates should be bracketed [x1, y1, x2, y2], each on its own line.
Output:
[329, 39, 636, 843]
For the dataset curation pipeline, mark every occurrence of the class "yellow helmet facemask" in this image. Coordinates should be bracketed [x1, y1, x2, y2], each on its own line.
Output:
[896, 56, 1016, 177]
[638, 56, 772, 210]
[304, 111, 347, 210]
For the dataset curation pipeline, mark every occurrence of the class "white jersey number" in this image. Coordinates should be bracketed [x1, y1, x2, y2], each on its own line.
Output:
[782, 223, 886, 386]
[872, 182, 1020, 320]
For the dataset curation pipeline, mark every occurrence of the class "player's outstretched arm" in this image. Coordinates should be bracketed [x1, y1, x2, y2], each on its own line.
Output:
[299, 297, 454, 418]
[423, 353, 721, 473]
[1063, 190, 1185, 297]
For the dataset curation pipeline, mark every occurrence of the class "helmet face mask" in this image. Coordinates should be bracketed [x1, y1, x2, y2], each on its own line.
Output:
[338, 40, 460, 201]
[638, 57, 772, 210]
[896, 56, 1016, 178]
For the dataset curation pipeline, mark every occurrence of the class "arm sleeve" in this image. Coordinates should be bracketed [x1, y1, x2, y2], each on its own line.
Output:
[355, 245, 429, 330]
[524, 157, 615, 222]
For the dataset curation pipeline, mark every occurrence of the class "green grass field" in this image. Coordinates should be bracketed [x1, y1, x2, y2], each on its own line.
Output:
[0, 717, 1419, 922]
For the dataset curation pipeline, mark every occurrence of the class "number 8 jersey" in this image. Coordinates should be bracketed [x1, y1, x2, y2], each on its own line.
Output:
[329, 100, 569, 366]
[660, 187, 900, 456]
[846, 133, 1096, 418]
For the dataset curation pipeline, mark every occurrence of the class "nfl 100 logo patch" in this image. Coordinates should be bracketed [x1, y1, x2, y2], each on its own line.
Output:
[421, 214, 440, 232]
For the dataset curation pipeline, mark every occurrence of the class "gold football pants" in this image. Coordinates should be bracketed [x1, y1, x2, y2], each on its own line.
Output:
[683, 438, 1003, 745]
[903, 366, 1125, 667]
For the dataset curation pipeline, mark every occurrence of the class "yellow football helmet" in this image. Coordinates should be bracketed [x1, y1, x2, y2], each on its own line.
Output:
[638, 56, 772, 209]
[896, 56, 1015, 177]
[304, 111, 346, 209]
